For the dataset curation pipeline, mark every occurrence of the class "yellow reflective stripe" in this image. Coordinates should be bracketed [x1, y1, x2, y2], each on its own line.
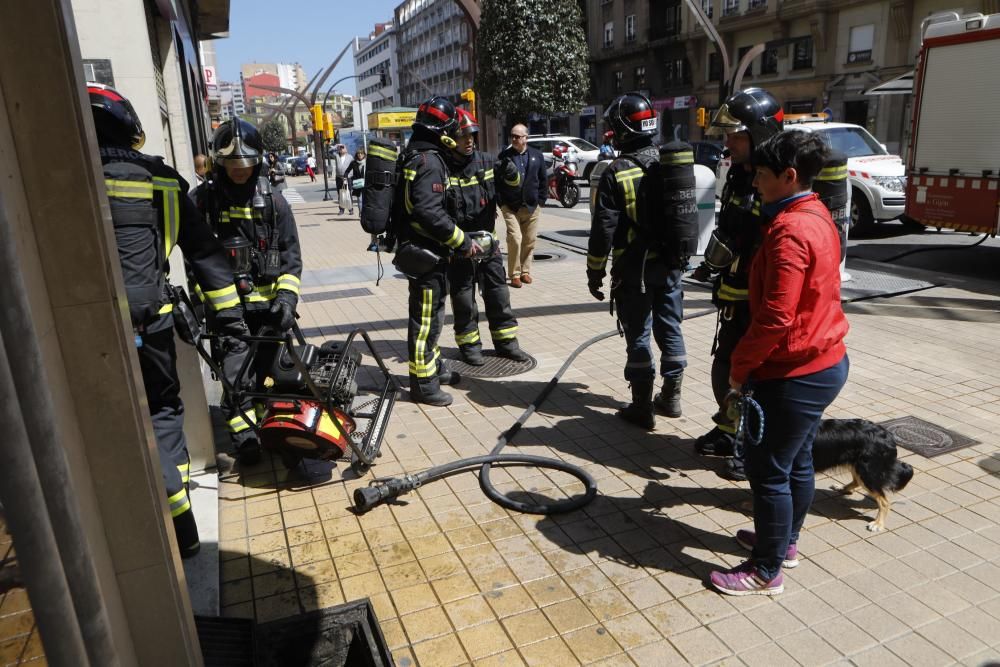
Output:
[504, 172, 521, 186]
[612, 248, 625, 259]
[448, 177, 461, 186]
[815, 165, 848, 181]
[445, 226, 465, 249]
[228, 207, 253, 220]
[228, 413, 256, 433]
[408, 347, 440, 377]
[402, 169, 417, 180]
[202, 284, 240, 311]
[717, 283, 749, 301]
[369, 144, 397, 161]
[177, 462, 190, 484]
[455, 329, 480, 345]
[105, 180, 154, 198]
[718, 422, 737, 434]
[152, 177, 181, 191]
[490, 326, 517, 341]
[158, 302, 174, 314]
[167, 488, 190, 517]
[275, 274, 301, 295]
[404, 180, 415, 214]
[587, 254, 607, 270]
[661, 151, 694, 165]
[614, 167, 643, 181]
[412, 288, 434, 376]
[621, 179, 638, 224]
[483, 169, 494, 181]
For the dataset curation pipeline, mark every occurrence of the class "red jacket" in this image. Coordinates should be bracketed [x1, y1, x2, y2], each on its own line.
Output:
[730, 193, 849, 384]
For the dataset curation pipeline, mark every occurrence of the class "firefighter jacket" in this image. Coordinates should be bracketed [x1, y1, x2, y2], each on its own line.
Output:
[194, 178, 302, 311]
[100, 146, 239, 327]
[713, 165, 763, 308]
[396, 135, 472, 255]
[444, 150, 503, 233]
[587, 142, 678, 282]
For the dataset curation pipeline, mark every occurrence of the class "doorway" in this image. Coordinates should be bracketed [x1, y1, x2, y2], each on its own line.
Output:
[843, 100, 869, 127]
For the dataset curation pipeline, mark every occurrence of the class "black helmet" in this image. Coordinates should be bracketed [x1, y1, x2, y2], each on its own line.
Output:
[414, 96, 459, 139]
[88, 82, 145, 149]
[451, 108, 479, 137]
[603, 92, 658, 146]
[211, 119, 264, 169]
[707, 87, 784, 149]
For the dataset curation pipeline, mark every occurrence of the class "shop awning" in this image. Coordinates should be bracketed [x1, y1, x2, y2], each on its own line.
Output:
[864, 70, 914, 95]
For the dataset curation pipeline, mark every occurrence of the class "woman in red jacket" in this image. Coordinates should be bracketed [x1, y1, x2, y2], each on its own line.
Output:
[710, 130, 849, 596]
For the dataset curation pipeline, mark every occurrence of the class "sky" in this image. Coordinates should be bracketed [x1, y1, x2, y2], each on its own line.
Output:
[213, 0, 403, 96]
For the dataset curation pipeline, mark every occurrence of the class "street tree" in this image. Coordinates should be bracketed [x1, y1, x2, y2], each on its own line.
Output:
[476, 0, 589, 124]
[260, 119, 287, 154]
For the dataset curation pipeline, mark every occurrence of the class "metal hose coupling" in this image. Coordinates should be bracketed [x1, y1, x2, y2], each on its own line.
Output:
[353, 473, 422, 513]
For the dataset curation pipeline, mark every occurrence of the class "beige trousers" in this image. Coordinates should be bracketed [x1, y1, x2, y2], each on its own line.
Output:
[501, 204, 540, 279]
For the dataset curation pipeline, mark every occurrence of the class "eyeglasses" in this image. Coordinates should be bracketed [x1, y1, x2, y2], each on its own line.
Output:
[510, 134, 527, 139]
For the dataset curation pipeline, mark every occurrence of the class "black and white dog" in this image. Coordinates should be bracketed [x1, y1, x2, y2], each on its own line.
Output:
[812, 419, 914, 532]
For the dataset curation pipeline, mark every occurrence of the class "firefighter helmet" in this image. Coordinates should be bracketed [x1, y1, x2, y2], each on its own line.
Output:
[603, 92, 658, 145]
[87, 83, 146, 150]
[452, 108, 479, 137]
[211, 119, 264, 169]
[707, 87, 784, 149]
[414, 96, 459, 138]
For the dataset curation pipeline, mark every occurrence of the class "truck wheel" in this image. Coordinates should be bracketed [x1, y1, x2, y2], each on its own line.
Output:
[850, 188, 875, 234]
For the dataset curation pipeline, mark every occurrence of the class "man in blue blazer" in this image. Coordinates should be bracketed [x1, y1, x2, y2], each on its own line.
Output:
[497, 124, 548, 287]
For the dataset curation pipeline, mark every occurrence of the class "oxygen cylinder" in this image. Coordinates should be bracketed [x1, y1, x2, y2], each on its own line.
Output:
[360, 138, 399, 235]
[813, 150, 849, 265]
[658, 141, 699, 260]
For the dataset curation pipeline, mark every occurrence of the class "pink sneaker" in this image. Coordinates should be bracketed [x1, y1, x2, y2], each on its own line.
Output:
[710, 560, 784, 597]
[735, 529, 799, 568]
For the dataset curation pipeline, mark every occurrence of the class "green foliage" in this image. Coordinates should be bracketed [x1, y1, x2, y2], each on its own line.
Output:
[476, 0, 589, 123]
[260, 119, 288, 154]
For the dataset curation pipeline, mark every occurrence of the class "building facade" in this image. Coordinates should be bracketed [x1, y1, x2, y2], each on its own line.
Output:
[354, 22, 400, 112]
[394, 0, 474, 106]
[240, 61, 308, 92]
[219, 79, 246, 121]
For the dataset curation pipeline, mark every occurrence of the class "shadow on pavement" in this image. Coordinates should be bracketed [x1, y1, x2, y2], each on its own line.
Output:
[844, 294, 1000, 323]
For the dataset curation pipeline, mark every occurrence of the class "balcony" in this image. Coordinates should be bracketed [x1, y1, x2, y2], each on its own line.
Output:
[722, 1, 740, 17]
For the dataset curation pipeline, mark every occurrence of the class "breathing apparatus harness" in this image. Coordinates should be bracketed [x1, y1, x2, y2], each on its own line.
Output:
[207, 175, 280, 297]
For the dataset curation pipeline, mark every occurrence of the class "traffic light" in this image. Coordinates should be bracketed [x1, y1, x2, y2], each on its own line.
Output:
[696, 107, 708, 128]
[323, 112, 334, 140]
[460, 88, 476, 118]
[311, 104, 324, 131]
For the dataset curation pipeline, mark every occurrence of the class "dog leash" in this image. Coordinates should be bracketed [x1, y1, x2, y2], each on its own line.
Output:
[730, 389, 765, 457]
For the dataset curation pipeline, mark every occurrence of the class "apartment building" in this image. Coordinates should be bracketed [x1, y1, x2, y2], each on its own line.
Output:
[354, 22, 400, 112]
[394, 0, 474, 106]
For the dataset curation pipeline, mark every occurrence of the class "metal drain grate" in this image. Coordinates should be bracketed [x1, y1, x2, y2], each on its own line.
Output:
[880, 416, 979, 458]
[301, 287, 373, 303]
[195, 616, 255, 667]
[445, 350, 537, 378]
[841, 268, 938, 303]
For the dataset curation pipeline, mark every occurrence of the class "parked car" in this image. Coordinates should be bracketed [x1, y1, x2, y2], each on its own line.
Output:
[286, 156, 308, 176]
[526, 135, 602, 181]
[692, 141, 725, 174]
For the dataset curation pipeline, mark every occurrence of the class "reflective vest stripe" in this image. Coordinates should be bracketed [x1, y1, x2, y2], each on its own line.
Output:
[202, 284, 240, 311]
[368, 144, 397, 161]
[105, 180, 154, 198]
[275, 274, 300, 295]
[490, 326, 517, 341]
[483, 169, 494, 181]
[661, 151, 694, 165]
[158, 302, 174, 315]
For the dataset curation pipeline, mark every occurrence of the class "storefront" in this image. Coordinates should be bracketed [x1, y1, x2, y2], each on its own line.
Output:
[366, 106, 417, 146]
[652, 95, 697, 142]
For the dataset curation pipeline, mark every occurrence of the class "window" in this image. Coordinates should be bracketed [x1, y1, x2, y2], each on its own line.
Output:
[604, 21, 614, 48]
[665, 4, 682, 35]
[635, 65, 646, 87]
[760, 47, 778, 74]
[614, 70, 623, 91]
[702, 0, 713, 18]
[785, 99, 814, 113]
[848, 24, 874, 63]
[748, 0, 766, 8]
[792, 36, 813, 69]
[723, 0, 740, 16]
[664, 58, 688, 86]
[625, 14, 636, 42]
[737, 46, 753, 78]
[83, 59, 115, 86]
[708, 52, 721, 82]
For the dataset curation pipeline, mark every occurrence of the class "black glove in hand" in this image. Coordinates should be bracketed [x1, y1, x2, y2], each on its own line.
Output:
[214, 306, 247, 337]
[586, 268, 606, 302]
[269, 290, 298, 331]
[691, 263, 715, 283]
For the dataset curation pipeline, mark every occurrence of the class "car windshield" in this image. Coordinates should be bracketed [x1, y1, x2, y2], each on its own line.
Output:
[813, 127, 887, 157]
[569, 138, 598, 151]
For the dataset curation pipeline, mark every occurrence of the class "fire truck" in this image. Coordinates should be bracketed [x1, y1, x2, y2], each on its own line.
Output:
[905, 12, 1000, 235]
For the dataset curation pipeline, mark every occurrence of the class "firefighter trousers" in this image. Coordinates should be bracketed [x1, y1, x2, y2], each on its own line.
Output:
[136, 315, 192, 520]
[613, 268, 687, 384]
[710, 303, 752, 408]
[407, 264, 448, 394]
[448, 251, 518, 351]
[214, 309, 278, 448]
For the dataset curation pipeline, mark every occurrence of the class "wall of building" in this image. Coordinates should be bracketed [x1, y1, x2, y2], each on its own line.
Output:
[395, 0, 473, 106]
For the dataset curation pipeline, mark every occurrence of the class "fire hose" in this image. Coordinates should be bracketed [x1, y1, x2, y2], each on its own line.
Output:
[355, 306, 718, 515]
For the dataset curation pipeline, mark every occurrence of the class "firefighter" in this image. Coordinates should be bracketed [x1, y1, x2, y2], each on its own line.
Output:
[194, 119, 303, 464]
[395, 97, 476, 407]
[446, 109, 530, 366]
[586, 92, 690, 430]
[695, 87, 784, 480]
[89, 83, 245, 558]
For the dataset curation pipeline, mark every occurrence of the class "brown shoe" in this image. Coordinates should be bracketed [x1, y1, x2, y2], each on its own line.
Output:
[521, 273, 533, 284]
[510, 276, 522, 288]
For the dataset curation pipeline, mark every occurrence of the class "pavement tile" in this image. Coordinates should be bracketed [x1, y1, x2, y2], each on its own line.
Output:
[669, 625, 733, 666]
[679, 589, 739, 626]
[881, 591, 941, 629]
[915, 616, 989, 660]
[707, 613, 771, 654]
[845, 603, 911, 643]
[474, 649, 528, 667]
[544, 597, 600, 634]
[885, 631, 958, 667]
[519, 636, 580, 666]
[445, 594, 497, 630]
[564, 624, 626, 664]
[810, 615, 878, 656]
[580, 586, 638, 622]
[744, 601, 806, 640]
[525, 575, 577, 608]
[411, 633, 468, 667]
[501, 609, 559, 647]
[616, 576, 673, 610]
[849, 644, 911, 667]
[776, 628, 841, 666]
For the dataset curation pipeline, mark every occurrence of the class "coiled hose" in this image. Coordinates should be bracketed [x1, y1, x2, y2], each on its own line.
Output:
[355, 306, 719, 515]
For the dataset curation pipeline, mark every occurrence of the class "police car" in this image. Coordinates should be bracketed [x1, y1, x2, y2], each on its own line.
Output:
[716, 114, 906, 231]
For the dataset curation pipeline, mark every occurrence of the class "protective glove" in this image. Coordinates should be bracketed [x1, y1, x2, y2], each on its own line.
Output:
[691, 262, 715, 283]
[214, 306, 248, 338]
[464, 240, 483, 259]
[586, 268, 606, 302]
[269, 290, 298, 332]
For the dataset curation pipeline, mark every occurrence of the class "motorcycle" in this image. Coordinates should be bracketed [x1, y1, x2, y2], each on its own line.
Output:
[548, 144, 580, 208]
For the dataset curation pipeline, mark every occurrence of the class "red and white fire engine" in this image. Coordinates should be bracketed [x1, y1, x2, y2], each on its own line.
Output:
[905, 12, 1000, 235]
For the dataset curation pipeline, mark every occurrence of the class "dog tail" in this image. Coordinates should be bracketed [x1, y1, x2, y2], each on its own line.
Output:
[890, 461, 914, 492]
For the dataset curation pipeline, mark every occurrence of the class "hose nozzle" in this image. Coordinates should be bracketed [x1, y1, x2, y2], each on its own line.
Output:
[353, 475, 420, 513]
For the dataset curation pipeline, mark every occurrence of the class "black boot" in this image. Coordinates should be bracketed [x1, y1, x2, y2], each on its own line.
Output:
[437, 361, 461, 386]
[653, 373, 683, 418]
[173, 509, 201, 559]
[410, 378, 453, 407]
[617, 381, 655, 430]
[495, 339, 529, 362]
[460, 344, 485, 366]
[233, 434, 262, 466]
[719, 456, 747, 482]
[695, 427, 737, 457]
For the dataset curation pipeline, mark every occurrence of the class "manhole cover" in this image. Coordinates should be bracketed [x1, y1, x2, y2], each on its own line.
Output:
[444, 350, 537, 378]
[532, 251, 565, 262]
[880, 416, 979, 458]
[301, 287, 373, 303]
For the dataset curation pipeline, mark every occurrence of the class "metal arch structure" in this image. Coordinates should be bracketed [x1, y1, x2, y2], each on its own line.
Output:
[454, 0, 480, 26]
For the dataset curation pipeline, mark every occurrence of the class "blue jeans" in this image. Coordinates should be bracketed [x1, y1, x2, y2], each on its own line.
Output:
[613, 267, 687, 383]
[745, 355, 849, 580]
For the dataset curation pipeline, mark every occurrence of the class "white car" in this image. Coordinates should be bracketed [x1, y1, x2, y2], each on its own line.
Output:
[526, 135, 602, 181]
[717, 116, 906, 231]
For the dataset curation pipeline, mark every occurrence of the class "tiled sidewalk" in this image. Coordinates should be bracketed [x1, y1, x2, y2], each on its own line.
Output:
[216, 199, 1000, 666]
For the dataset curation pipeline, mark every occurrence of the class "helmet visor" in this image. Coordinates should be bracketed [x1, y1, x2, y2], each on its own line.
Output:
[706, 104, 747, 138]
[214, 122, 262, 167]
